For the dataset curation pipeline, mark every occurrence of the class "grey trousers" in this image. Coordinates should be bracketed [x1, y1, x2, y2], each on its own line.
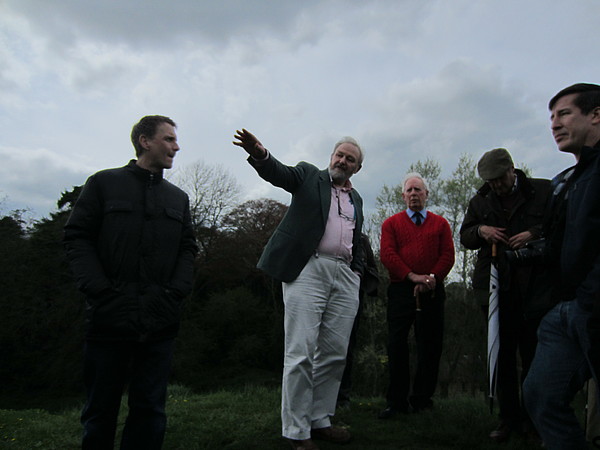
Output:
[281, 255, 360, 440]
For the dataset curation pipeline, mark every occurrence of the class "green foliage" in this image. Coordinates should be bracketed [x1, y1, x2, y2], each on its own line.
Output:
[0, 205, 84, 397]
[0, 158, 573, 449]
[349, 282, 488, 399]
[438, 153, 480, 237]
[0, 384, 557, 449]
[0, 157, 504, 413]
[175, 198, 287, 391]
[57, 186, 82, 210]
[192, 199, 287, 295]
[174, 287, 283, 391]
[437, 153, 481, 289]
[0, 407, 81, 449]
[438, 283, 487, 398]
[351, 295, 389, 397]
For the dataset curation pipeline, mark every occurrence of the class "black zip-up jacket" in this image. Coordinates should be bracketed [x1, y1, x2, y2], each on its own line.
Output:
[460, 169, 551, 301]
[64, 160, 198, 342]
[548, 143, 600, 312]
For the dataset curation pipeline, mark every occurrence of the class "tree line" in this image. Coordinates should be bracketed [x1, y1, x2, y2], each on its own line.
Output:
[0, 156, 493, 402]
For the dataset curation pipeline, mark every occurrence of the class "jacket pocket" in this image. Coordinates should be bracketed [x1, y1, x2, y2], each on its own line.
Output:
[164, 207, 183, 223]
[86, 291, 140, 337]
[99, 201, 138, 260]
[104, 200, 134, 213]
[141, 285, 181, 333]
[101, 200, 135, 235]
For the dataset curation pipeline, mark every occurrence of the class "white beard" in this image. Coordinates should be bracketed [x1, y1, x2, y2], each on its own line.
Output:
[329, 167, 350, 185]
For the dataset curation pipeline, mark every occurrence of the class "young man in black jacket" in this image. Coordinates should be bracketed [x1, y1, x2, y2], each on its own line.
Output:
[64, 115, 198, 450]
[523, 83, 600, 450]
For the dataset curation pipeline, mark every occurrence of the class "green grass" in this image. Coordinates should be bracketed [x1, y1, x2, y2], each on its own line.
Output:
[0, 384, 552, 449]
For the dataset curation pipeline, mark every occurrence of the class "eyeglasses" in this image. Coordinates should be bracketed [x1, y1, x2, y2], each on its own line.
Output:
[336, 191, 355, 222]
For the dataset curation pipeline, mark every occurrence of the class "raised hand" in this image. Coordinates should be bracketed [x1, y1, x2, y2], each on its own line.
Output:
[233, 129, 267, 159]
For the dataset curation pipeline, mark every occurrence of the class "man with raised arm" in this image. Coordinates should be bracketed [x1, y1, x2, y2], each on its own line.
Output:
[233, 129, 365, 450]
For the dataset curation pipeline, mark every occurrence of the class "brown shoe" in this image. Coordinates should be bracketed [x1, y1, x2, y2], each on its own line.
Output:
[311, 425, 351, 444]
[489, 422, 511, 443]
[287, 438, 320, 450]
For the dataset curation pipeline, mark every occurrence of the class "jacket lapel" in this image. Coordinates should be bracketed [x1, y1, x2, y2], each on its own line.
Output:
[319, 169, 331, 226]
[350, 189, 363, 230]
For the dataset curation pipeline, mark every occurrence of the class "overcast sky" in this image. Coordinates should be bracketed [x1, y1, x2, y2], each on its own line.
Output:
[1, 0, 598, 221]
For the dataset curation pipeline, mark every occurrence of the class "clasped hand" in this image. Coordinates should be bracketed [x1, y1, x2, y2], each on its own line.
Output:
[479, 226, 533, 250]
[408, 272, 436, 297]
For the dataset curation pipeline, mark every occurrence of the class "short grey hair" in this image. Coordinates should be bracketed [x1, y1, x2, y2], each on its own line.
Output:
[333, 136, 364, 165]
[402, 172, 429, 192]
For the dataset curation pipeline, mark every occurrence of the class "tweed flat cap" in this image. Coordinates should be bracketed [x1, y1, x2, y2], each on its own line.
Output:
[477, 148, 514, 180]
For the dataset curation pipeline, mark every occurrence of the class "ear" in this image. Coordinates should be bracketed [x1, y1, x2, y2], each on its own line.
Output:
[139, 134, 150, 151]
[591, 106, 600, 125]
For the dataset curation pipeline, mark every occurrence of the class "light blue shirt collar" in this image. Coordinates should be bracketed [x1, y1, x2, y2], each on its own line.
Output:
[407, 208, 427, 223]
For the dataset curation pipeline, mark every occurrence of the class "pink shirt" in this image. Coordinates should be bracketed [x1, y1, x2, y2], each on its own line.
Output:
[317, 180, 356, 263]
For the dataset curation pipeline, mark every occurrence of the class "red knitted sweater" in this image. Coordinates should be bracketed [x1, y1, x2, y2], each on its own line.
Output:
[380, 210, 455, 283]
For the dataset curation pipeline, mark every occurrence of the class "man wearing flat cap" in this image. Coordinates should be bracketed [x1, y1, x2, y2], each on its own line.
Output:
[460, 148, 550, 443]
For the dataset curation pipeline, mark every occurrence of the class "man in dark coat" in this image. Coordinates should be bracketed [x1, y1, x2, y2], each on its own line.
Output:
[233, 129, 364, 450]
[523, 83, 600, 450]
[460, 148, 550, 442]
[64, 115, 198, 450]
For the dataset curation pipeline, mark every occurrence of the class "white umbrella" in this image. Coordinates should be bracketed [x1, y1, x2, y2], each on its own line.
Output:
[487, 243, 500, 412]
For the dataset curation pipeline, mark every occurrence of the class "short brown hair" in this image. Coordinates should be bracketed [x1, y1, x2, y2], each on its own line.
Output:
[130, 115, 176, 157]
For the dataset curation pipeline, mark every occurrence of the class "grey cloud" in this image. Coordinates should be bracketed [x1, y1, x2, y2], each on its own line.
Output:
[366, 60, 540, 157]
[56, 43, 145, 94]
[353, 60, 558, 211]
[4, 0, 435, 57]
[4, 0, 324, 48]
[1, 0, 597, 221]
[0, 0, 438, 101]
[0, 146, 93, 217]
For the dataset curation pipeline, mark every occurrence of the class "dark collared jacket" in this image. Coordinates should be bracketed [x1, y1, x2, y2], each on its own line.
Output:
[64, 160, 198, 342]
[248, 154, 364, 282]
[460, 169, 551, 300]
[547, 143, 600, 312]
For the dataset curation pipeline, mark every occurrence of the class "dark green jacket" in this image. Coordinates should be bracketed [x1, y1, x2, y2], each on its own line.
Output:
[249, 154, 364, 282]
[460, 169, 550, 296]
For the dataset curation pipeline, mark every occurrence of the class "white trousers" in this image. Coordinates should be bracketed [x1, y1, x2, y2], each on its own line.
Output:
[281, 254, 360, 440]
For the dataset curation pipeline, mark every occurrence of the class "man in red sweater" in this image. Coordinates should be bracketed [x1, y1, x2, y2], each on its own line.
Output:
[378, 173, 455, 418]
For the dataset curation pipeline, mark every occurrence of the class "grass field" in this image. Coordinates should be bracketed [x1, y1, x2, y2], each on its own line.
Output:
[0, 384, 581, 449]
